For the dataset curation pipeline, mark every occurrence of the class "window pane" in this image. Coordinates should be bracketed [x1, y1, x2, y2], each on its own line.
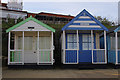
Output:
[67, 34, 73, 42]
[73, 35, 77, 42]
[88, 43, 94, 50]
[88, 34, 94, 42]
[82, 35, 88, 42]
[82, 43, 88, 50]
[68, 43, 73, 49]
[67, 34, 77, 49]
[73, 43, 77, 49]
[67, 34, 77, 42]
[67, 43, 77, 49]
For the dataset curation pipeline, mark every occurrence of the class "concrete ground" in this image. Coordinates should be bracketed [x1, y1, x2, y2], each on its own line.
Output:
[2, 67, 119, 78]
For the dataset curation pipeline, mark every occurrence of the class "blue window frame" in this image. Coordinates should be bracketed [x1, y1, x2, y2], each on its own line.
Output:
[67, 34, 77, 49]
[82, 34, 94, 50]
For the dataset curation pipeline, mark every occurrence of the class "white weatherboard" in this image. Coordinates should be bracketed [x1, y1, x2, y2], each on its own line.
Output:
[12, 20, 51, 31]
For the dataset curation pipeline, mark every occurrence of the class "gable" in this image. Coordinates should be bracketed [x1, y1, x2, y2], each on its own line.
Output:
[12, 20, 51, 31]
[62, 9, 108, 31]
[6, 16, 55, 33]
[69, 15, 101, 28]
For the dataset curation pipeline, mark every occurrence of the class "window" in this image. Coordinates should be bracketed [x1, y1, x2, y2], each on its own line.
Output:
[82, 34, 94, 50]
[35, 37, 51, 49]
[39, 37, 51, 49]
[67, 34, 77, 49]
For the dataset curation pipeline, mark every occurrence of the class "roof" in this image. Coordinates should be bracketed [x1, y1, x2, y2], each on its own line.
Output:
[107, 26, 118, 33]
[6, 16, 55, 33]
[114, 26, 120, 32]
[62, 9, 108, 31]
[27, 12, 37, 17]
[1, 3, 7, 8]
[2, 8, 27, 13]
[38, 12, 74, 19]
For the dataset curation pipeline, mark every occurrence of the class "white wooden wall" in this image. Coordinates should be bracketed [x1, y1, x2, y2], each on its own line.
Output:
[12, 20, 51, 31]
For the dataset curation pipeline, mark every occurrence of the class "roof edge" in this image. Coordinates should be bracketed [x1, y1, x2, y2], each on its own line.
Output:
[6, 16, 55, 33]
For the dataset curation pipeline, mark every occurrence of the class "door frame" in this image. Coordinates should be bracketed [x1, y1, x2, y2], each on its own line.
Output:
[79, 33, 96, 63]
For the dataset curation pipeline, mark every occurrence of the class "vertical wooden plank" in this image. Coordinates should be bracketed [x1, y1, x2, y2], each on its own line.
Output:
[104, 31, 107, 63]
[14, 34, 17, 62]
[77, 30, 79, 64]
[12, 51, 14, 62]
[14, 33, 17, 50]
[115, 32, 118, 64]
[51, 32, 53, 64]
[8, 32, 11, 65]
[37, 31, 39, 65]
[63, 31, 65, 64]
[48, 51, 50, 62]
[91, 30, 93, 63]
[22, 31, 24, 65]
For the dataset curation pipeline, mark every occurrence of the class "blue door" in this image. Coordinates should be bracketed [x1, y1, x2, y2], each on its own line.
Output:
[79, 34, 95, 63]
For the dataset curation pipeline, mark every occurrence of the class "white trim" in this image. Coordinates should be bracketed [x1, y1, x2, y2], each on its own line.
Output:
[37, 31, 39, 65]
[93, 62, 107, 64]
[10, 49, 22, 51]
[63, 31, 65, 64]
[38, 62, 52, 63]
[77, 30, 79, 64]
[91, 30, 93, 64]
[9, 62, 23, 64]
[51, 32, 54, 64]
[22, 31, 24, 65]
[8, 32, 11, 65]
[115, 32, 118, 64]
[104, 31, 107, 63]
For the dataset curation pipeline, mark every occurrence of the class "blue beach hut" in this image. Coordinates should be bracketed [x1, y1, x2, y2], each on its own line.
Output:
[61, 9, 108, 64]
[107, 26, 120, 65]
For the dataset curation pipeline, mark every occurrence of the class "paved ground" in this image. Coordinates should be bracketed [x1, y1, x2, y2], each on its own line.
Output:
[2, 67, 119, 78]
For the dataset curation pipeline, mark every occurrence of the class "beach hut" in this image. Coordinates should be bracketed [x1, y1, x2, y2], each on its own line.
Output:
[6, 16, 55, 65]
[107, 26, 120, 65]
[61, 9, 108, 65]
